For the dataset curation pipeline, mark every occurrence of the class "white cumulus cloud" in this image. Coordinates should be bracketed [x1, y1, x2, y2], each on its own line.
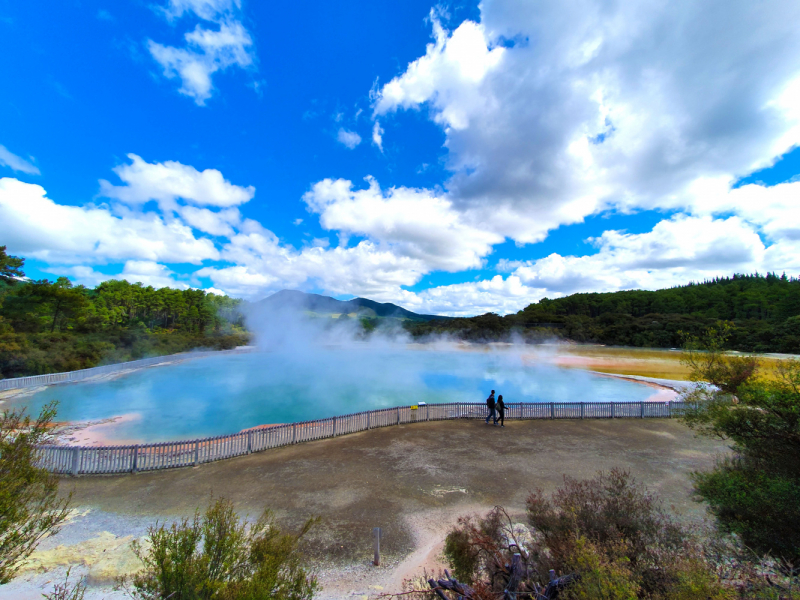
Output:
[99, 153, 254, 210]
[374, 11, 505, 131]
[372, 0, 800, 245]
[0, 177, 219, 265]
[303, 177, 503, 272]
[177, 206, 241, 236]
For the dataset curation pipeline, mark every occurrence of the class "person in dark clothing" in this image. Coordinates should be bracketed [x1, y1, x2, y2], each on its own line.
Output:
[485, 390, 496, 424]
[496, 395, 506, 427]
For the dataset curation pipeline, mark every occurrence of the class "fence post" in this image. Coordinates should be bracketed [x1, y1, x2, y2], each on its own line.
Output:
[611, 402, 616, 418]
[396, 407, 400, 425]
[292, 423, 297, 444]
[373, 527, 381, 566]
[640, 401, 645, 418]
[457, 403, 462, 419]
[668, 401, 672, 418]
[131, 446, 138, 473]
[333, 416, 337, 437]
[193, 441, 199, 466]
[247, 431, 252, 454]
[71, 447, 81, 476]
[367, 411, 371, 429]
[580, 402, 584, 419]
[550, 402, 555, 419]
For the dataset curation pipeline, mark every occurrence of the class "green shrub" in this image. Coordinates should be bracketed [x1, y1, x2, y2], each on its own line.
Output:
[443, 527, 479, 585]
[0, 403, 71, 583]
[125, 498, 317, 600]
[562, 536, 640, 600]
[680, 326, 800, 564]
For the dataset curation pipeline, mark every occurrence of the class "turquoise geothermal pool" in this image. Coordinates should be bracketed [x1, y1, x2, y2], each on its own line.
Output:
[17, 346, 659, 443]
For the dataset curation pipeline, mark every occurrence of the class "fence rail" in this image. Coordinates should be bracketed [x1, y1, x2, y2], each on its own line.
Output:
[36, 401, 688, 476]
[0, 348, 253, 391]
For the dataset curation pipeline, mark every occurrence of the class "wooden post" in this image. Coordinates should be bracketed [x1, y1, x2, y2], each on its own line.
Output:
[667, 401, 671, 418]
[396, 407, 400, 425]
[373, 527, 381, 566]
[640, 401, 645, 418]
[426, 404, 430, 421]
[550, 402, 555, 419]
[247, 431, 252, 454]
[131, 446, 138, 473]
[193, 441, 199, 466]
[611, 402, 616, 418]
[580, 402, 584, 419]
[71, 447, 80, 476]
[367, 411, 371, 429]
[333, 416, 337, 437]
[506, 553, 522, 596]
[292, 423, 297, 444]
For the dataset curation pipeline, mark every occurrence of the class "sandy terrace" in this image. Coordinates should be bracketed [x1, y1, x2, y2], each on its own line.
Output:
[2, 418, 728, 599]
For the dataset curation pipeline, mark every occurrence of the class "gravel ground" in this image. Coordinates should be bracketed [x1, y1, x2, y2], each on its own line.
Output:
[2, 415, 728, 599]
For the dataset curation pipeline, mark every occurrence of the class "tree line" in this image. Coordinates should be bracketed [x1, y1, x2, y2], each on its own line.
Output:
[404, 273, 800, 352]
[0, 246, 249, 378]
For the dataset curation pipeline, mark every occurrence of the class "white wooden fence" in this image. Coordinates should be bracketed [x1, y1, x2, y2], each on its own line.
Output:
[37, 400, 687, 476]
[0, 348, 253, 391]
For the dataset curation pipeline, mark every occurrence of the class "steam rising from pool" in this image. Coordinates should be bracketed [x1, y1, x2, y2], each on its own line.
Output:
[17, 301, 658, 443]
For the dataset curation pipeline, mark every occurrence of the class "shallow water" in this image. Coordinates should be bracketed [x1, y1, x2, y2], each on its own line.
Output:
[17, 346, 658, 443]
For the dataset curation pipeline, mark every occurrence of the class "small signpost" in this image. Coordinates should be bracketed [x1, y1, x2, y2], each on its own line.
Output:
[373, 527, 381, 566]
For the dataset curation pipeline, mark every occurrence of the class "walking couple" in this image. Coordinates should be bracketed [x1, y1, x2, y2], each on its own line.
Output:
[484, 390, 506, 427]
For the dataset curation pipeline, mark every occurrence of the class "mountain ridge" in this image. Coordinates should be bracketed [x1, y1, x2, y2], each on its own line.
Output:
[256, 289, 453, 322]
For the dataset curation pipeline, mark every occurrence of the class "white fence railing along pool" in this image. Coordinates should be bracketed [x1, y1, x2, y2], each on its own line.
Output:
[37, 400, 688, 476]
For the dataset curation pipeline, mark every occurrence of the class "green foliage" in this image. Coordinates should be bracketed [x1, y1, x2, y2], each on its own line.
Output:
[404, 273, 800, 352]
[125, 498, 317, 600]
[359, 317, 378, 335]
[693, 461, 800, 564]
[681, 322, 759, 394]
[680, 327, 800, 565]
[443, 527, 479, 585]
[0, 261, 250, 378]
[562, 536, 640, 600]
[0, 403, 71, 583]
[0, 247, 24, 284]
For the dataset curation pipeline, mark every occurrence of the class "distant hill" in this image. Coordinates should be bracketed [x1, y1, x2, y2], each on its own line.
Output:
[255, 289, 452, 322]
[403, 273, 800, 353]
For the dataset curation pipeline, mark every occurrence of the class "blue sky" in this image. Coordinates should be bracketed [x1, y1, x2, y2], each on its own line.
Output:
[2, 0, 800, 315]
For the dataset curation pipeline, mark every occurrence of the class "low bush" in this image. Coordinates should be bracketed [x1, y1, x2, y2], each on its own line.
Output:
[435, 469, 737, 600]
[121, 498, 318, 600]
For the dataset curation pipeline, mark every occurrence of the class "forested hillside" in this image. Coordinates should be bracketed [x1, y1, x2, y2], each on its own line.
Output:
[405, 273, 800, 353]
[0, 247, 248, 378]
[5, 237, 800, 379]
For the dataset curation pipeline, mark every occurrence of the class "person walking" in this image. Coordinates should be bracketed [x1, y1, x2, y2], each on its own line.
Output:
[485, 390, 496, 424]
[496, 395, 506, 427]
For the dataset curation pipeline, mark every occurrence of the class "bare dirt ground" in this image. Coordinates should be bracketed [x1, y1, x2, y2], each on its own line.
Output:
[4, 418, 728, 599]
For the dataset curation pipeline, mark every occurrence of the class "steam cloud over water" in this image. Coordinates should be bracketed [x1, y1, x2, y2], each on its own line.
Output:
[16, 298, 658, 443]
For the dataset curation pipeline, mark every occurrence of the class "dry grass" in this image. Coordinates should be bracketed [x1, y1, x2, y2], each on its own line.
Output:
[555, 345, 791, 381]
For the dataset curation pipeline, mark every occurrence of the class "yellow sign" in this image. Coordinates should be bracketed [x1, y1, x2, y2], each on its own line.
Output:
[410, 405, 418, 410]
